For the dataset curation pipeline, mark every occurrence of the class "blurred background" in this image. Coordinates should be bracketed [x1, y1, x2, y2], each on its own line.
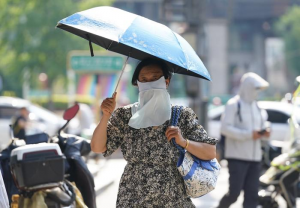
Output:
[1, 0, 300, 124]
[2, 1, 300, 207]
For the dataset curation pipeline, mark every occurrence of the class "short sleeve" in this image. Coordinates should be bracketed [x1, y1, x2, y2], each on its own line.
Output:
[102, 107, 127, 157]
[178, 107, 217, 145]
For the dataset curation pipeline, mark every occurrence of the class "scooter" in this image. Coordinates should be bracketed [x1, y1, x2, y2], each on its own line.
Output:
[258, 116, 300, 208]
[0, 103, 96, 208]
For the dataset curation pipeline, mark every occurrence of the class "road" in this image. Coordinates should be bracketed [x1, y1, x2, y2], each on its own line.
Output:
[92, 156, 295, 208]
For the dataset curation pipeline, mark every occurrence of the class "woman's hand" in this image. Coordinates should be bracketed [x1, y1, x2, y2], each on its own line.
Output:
[165, 126, 186, 148]
[166, 126, 216, 160]
[101, 92, 117, 117]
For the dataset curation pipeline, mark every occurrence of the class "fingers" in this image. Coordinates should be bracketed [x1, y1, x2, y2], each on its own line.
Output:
[165, 126, 181, 141]
[102, 98, 116, 107]
[166, 133, 179, 142]
[101, 103, 114, 112]
[102, 101, 114, 109]
[101, 95, 117, 115]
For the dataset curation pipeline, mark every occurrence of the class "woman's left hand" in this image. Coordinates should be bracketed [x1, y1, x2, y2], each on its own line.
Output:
[165, 126, 186, 147]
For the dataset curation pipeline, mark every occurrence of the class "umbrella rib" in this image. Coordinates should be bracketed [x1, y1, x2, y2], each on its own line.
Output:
[169, 30, 189, 71]
[106, 40, 113, 50]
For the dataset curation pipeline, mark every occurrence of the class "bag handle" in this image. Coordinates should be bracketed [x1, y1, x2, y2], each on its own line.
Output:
[170, 106, 185, 153]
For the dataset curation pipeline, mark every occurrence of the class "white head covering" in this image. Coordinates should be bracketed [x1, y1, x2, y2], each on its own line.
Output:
[238, 72, 269, 103]
[128, 77, 171, 129]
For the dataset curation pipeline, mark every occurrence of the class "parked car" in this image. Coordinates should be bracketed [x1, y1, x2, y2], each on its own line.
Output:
[0, 96, 81, 150]
[208, 101, 300, 145]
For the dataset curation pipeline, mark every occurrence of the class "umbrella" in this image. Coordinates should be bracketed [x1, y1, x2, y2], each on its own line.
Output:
[56, 6, 211, 91]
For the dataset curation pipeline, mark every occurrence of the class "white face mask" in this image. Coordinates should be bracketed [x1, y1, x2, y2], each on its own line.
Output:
[128, 77, 171, 129]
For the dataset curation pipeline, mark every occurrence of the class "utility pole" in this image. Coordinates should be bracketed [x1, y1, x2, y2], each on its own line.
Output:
[160, 0, 208, 128]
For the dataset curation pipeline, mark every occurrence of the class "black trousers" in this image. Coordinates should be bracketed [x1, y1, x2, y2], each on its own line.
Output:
[217, 159, 260, 208]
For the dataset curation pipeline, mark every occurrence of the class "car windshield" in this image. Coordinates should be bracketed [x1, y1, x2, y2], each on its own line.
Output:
[28, 104, 59, 122]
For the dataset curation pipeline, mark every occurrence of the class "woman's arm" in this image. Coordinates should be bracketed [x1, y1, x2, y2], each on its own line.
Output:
[184, 140, 216, 160]
[91, 93, 116, 153]
[166, 126, 216, 160]
[91, 115, 110, 153]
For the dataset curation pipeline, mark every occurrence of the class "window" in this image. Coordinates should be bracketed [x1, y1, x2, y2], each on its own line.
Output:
[265, 110, 289, 124]
[0, 107, 18, 119]
[229, 22, 254, 52]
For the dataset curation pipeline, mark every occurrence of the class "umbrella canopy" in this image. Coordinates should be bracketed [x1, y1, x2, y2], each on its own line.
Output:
[57, 6, 211, 81]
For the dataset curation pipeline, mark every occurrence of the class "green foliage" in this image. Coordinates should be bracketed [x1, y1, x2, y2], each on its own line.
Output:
[0, 0, 113, 96]
[276, 6, 300, 75]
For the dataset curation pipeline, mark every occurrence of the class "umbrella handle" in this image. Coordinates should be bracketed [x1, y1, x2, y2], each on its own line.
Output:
[113, 56, 129, 96]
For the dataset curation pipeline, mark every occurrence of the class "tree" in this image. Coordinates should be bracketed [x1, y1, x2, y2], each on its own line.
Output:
[0, 0, 113, 100]
[276, 6, 300, 75]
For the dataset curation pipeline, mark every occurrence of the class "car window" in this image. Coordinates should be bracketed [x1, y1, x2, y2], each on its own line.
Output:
[265, 110, 289, 124]
[0, 107, 18, 119]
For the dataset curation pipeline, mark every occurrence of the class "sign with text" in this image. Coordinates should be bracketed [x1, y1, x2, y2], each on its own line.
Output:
[70, 55, 124, 72]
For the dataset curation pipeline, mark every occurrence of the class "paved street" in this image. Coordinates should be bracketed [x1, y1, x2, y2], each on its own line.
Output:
[92, 157, 296, 208]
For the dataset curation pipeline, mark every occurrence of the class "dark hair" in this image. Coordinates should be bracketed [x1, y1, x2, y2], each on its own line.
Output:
[131, 58, 172, 86]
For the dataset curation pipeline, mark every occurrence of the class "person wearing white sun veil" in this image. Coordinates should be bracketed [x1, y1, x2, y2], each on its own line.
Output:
[91, 58, 217, 207]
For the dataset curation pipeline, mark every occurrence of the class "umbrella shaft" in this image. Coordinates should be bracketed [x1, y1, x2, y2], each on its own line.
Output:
[113, 56, 129, 96]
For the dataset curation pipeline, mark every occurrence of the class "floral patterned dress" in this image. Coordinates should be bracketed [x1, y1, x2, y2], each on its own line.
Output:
[103, 104, 217, 208]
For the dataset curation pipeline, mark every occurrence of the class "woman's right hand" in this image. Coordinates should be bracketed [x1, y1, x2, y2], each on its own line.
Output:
[101, 92, 117, 117]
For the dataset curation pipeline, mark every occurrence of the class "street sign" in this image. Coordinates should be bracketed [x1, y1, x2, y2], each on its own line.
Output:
[70, 55, 124, 72]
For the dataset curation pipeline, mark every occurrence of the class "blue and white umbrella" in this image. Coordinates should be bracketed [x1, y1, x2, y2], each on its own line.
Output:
[57, 6, 211, 84]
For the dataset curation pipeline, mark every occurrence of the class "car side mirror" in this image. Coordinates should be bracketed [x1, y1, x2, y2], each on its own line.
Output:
[63, 103, 79, 121]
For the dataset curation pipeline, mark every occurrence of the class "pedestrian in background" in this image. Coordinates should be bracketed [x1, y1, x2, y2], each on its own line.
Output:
[91, 58, 217, 207]
[216, 72, 270, 208]
[12, 107, 29, 140]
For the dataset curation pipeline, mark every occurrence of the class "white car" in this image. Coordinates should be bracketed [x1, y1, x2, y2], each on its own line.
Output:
[208, 101, 300, 145]
[0, 96, 81, 150]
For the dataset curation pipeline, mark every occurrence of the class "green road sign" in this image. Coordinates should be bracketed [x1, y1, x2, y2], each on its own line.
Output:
[70, 56, 124, 72]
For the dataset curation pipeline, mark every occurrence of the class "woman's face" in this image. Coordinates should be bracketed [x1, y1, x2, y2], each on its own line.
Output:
[138, 64, 170, 87]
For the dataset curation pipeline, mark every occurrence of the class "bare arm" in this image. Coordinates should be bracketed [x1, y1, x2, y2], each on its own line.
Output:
[184, 140, 216, 160]
[91, 115, 110, 153]
[91, 93, 116, 153]
[166, 126, 216, 160]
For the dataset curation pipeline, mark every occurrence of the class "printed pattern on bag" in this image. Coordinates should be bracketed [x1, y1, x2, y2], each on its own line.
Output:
[177, 152, 220, 197]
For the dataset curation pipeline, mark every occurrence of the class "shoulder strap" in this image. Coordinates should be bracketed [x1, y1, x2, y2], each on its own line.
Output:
[170, 105, 183, 126]
[170, 106, 185, 152]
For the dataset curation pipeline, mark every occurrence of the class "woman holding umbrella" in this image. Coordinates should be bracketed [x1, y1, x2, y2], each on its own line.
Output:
[57, 6, 217, 207]
[91, 58, 217, 207]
